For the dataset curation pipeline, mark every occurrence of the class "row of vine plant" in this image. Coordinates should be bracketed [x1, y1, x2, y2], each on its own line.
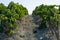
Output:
[32, 4, 60, 29]
[0, 1, 28, 35]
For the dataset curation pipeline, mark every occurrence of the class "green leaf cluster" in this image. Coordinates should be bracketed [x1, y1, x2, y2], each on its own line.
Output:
[0, 1, 28, 35]
[32, 4, 59, 29]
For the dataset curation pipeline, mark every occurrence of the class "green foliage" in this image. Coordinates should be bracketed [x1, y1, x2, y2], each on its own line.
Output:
[32, 4, 59, 29]
[8, 1, 28, 18]
[0, 2, 28, 35]
[39, 21, 47, 29]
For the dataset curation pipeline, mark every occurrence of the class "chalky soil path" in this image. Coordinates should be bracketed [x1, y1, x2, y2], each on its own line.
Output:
[0, 15, 58, 40]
